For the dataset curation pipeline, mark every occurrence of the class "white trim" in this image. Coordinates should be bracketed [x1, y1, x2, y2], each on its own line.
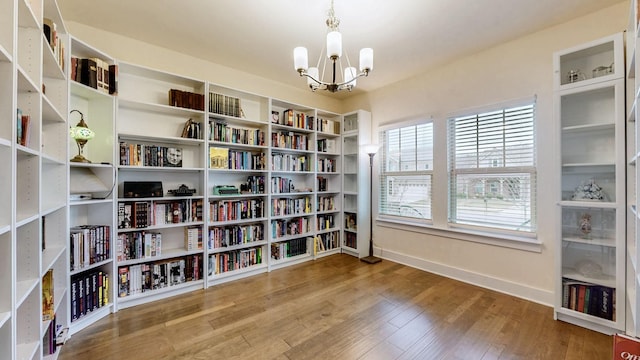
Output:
[378, 115, 433, 132]
[373, 246, 553, 306]
[377, 217, 542, 253]
[445, 94, 537, 120]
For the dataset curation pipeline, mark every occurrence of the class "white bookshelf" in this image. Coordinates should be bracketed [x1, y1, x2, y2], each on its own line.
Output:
[341, 110, 372, 258]
[554, 32, 626, 334]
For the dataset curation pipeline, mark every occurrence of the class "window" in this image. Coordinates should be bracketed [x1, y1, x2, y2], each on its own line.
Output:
[448, 102, 536, 233]
[379, 121, 433, 221]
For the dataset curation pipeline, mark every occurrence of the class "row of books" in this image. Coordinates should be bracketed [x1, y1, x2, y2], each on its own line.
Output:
[70, 57, 117, 95]
[318, 157, 337, 172]
[271, 238, 308, 260]
[184, 226, 204, 251]
[315, 231, 340, 253]
[209, 147, 266, 170]
[271, 131, 310, 150]
[16, 109, 32, 147]
[70, 225, 111, 271]
[317, 117, 340, 134]
[271, 196, 313, 217]
[277, 109, 314, 130]
[271, 176, 296, 194]
[116, 231, 162, 262]
[317, 214, 335, 230]
[180, 118, 202, 139]
[209, 120, 265, 146]
[118, 255, 202, 297]
[119, 142, 183, 167]
[43, 18, 64, 71]
[208, 247, 263, 275]
[209, 198, 265, 222]
[271, 153, 310, 172]
[562, 278, 615, 320]
[117, 199, 203, 229]
[239, 175, 266, 194]
[317, 176, 329, 192]
[71, 271, 109, 322]
[169, 89, 205, 111]
[208, 223, 264, 249]
[271, 217, 312, 238]
[344, 232, 357, 249]
[317, 195, 337, 212]
[210, 92, 242, 117]
[317, 139, 338, 153]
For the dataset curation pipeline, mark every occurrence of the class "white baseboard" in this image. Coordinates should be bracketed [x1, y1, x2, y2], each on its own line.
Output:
[374, 247, 554, 307]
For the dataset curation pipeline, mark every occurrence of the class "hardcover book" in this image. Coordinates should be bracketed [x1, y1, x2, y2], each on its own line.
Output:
[42, 269, 54, 321]
[164, 147, 183, 167]
[614, 333, 640, 360]
[209, 147, 229, 169]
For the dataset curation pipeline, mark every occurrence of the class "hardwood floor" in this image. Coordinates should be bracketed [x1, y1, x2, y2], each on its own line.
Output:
[59, 254, 612, 359]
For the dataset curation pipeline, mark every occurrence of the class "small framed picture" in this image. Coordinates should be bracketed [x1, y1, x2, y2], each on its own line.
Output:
[271, 111, 280, 124]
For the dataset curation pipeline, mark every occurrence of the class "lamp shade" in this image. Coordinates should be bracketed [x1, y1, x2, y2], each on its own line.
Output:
[307, 67, 319, 86]
[361, 143, 380, 155]
[326, 31, 342, 58]
[360, 48, 373, 72]
[70, 126, 95, 141]
[294, 47, 308, 71]
[344, 67, 357, 87]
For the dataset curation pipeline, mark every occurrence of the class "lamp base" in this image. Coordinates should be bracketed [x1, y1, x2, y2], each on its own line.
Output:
[360, 255, 382, 264]
[70, 155, 91, 163]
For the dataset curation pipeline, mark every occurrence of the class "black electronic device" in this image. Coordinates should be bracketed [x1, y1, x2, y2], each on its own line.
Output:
[123, 181, 163, 198]
[168, 184, 196, 196]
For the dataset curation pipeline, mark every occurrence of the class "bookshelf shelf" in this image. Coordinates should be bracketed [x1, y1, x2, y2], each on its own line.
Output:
[117, 248, 204, 267]
[69, 258, 113, 277]
[116, 279, 204, 309]
[0, 311, 9, 329]
[16, 341, 39, 360]
[68, 305, 112, 336]
[15, 278, 39, 308]
[208, 263, 268, 281]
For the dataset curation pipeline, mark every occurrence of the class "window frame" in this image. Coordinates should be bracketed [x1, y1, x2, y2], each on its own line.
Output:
[447, 98, 537, 235]
[374, 97, 540, 253]
[377, 118, 434, 225]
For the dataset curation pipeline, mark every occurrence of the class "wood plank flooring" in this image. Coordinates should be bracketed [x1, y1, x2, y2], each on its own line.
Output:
[59, 254, 612, 359]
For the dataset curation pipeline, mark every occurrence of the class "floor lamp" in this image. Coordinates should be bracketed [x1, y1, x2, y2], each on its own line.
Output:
[361, 144, 381, 264]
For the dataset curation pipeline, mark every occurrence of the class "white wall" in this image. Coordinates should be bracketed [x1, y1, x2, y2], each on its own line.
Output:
[64, 22, 344, 114]
[344, 2, 628, 305]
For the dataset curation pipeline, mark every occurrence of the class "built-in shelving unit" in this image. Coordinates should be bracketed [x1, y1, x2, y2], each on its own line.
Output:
[554, 32, 626, 334]
[66, 36, 117, 336]
[3, 0, 70, 358]
[627, 0, 640, 338]
[114, 61, 206, 310]
[341, 110, 371, 258]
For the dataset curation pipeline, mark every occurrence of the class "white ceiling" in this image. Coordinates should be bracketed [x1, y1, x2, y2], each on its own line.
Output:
[57, 0, 625, 98]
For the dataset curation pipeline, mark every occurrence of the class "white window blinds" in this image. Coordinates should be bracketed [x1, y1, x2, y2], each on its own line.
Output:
[448, 103, 536, 233]
[379, 122, 433, 220]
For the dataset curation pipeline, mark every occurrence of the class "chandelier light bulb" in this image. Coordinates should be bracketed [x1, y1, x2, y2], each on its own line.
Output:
[360, 48, 373, 72]
[293, 47, 309, 71]
[326, 31, 342, 59]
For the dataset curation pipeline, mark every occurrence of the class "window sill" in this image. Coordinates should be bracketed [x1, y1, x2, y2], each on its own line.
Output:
[376, 217, 542, 253]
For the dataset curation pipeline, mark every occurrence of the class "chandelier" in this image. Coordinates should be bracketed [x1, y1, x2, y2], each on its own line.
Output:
[293, 0, 373, 93]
